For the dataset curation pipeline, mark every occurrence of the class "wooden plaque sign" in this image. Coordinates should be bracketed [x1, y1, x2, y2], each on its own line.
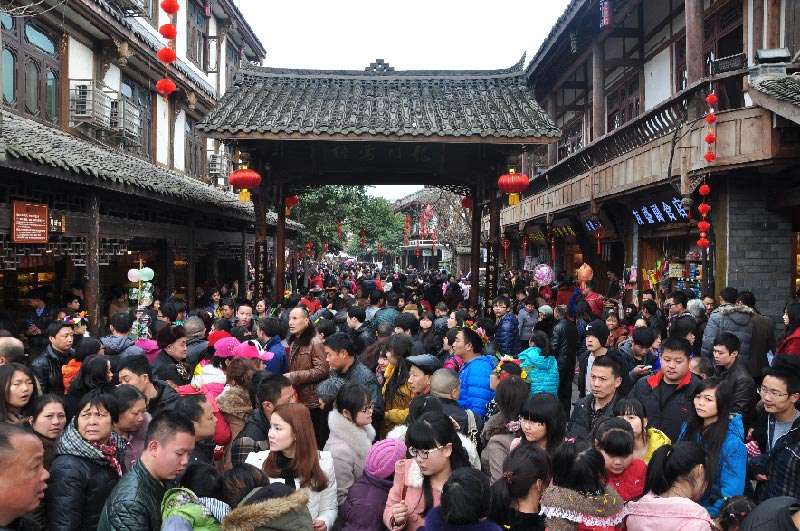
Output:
[12, 201, 49, 244]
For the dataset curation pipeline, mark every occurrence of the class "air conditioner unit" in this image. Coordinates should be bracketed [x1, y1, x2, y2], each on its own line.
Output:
[208, 154, 224, 176]
[216, 176, 227, 187]
[109, 99, 121, 129]
[123, 103, 142, 142]
[73, 84, 91, 118]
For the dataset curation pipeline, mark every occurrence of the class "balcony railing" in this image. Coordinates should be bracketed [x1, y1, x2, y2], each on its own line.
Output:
[68, 79, 143, 146]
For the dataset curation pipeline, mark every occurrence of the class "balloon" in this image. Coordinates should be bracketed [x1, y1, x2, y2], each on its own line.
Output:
[534, 264, 554, 286]
[127, 268, 140, 282]
[577, 263, 594, 289]
[139, 267, 155, 282]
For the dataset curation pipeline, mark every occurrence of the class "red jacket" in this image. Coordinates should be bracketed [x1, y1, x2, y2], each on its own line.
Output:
[585, 292, 605, 318]
[604, 458, 647, 501]
[556, 286, 574, 307]
[778, 328, 800, 356]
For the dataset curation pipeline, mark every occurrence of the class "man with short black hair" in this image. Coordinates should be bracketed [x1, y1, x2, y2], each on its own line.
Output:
[99, 411, 196, 530]
[633, 336, 701, 441]
[183, 316, 208, 365]
[714, 332, 757, 429]
[118, 355, 180, 416]
[365, 290, 384, 323]
[393, 313, 424, 355]
[666, 290, 695, 326]
[323, 331, 384, 424]
[737, 290, 776, 382]
[0, 423, 49, 530]
[232, 301, 256, 340]
[101, 312, 145, 370]
[174, 394, 217, 465]
[372, 293, 400, 327]
[622, 326, 657, 382]
[702, 286, 754, 365]
[493, 295, 521, 356]
[455, 326, 496, 418]
[24, 288, 58, 357]
[346, 306, 376, 357]
[569, 354, 623, 439]
[256, 316, 288, 374]
[31, 321, 74, 395]
[551, 304, 578, 413]
[0, 337, 26, 365]
[219, 299, 236, 322]
[230, 374, 294, 465]
[689, 356, 715, 380]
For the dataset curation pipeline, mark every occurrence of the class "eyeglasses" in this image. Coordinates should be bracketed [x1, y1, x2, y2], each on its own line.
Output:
[408, 445, 445, 459]
[359, 403, 375, 413]
[760, 386, 789, 399]
[518, 417, 543, 427]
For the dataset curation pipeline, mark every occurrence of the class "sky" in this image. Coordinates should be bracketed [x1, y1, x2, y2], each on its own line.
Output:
[235, 0, 572, 201]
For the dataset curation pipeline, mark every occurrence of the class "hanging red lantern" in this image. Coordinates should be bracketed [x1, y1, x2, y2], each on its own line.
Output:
[699, 184, 711, 196]
[501, 239, 511, 261]
[522, 236, 528, 255]
[595, 226, 606, 254]
[697, 237, 710, 248]
[498, 169, 529, 205]
[698, 220, 711, 232]
[160, 0, 180, 14]
[698, 203, 711, 216]
[157, 46, 177, 64]
[704, 150, 716, 163]
[285, 195, 299, 216]
[705, 93, 718, 106]
[431, 229, 437, 254]
[337, 221, 342, 239]
[324, 241, 329, 253]
[421, 217, 427, 239]
[405, 216, 411, 224]
[156, 78, 176, 96]
[228, 166, 261, 202]
[548, 231, 556, 263]
[704, 132, 717, 144]
[415, 239, 421, 257]
[159, 23, 177, 39]
[705, 113, 716, 124]
[461, 196, 473, 209]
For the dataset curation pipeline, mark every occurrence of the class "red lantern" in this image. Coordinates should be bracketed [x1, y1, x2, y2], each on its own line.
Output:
[159, 23, 177, 39]
[697, 237, 710, 248]
[497, 169, 529, 205]
[285, 195, 299, 216]
[325, 241, 329, 253]
[699, 184, 711, 196]
[705, 113, 716, 124]
[595, 226, 606, 254]
[337, 221, 342, 239]
[415, 239, 421, 257]
[431, 229, 436, 254]
[698, 220, 711, 232]
[228, 167, 261, 202]
[522, 236, 528, 255]
[704, 150, 717, 163]
[461, 196, 473, 209]
[157, 47, 177, 64]
[156, 78, 176, 96]
[160, 0, 180, 14]
[421, 217, 427, 239]
[705, 93, 718, 106]
[501, 239, 511, 260]
[405, 216, 410, 223]
[704, 133, 716, 144]
[698, 203, 711, 216]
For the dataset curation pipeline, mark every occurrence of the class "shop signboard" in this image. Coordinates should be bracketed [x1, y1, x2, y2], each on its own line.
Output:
[632, 197, 688, 226]
[12, 201, 48, 243]
[49, 213, 66, 233]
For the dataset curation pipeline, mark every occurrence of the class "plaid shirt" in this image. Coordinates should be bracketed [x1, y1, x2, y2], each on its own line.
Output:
[229, 408, 270, 466]
[764, 417, 800, 500]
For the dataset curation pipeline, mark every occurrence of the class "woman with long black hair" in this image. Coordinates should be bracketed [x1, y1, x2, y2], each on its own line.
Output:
[381, 334, 414, 438]
[678, 376, 747, 517]
[488, 444, 550, 531]
[777, 301, 800, 355]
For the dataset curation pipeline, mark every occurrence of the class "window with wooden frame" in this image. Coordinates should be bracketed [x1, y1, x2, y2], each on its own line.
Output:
[185, 115, 204, 179]
[186, 0, 208, 70]
[1, 14, 60, 125]
[120, 76, 153, 160]
[557, 116, 584, 161]
[225, 41, 239, 90]
[606, 75, 640, 132]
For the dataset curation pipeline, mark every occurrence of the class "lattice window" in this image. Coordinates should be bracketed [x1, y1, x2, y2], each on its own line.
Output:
[607, 75, 640, 132]
[121, 76, 153, 159]
[186, 0, 208, 70]
[185, 115, 204, 179]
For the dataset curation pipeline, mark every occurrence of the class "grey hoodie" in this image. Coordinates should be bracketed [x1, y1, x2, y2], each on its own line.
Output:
[100, 335, 145, 370]
[701, 304, 755, 363]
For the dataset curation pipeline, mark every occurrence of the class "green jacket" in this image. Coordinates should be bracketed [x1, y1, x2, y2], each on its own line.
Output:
[98, 459, 166, 531]
[161, 488, 223, 531]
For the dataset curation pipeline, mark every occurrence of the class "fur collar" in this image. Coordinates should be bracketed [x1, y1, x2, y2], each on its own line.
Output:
[540, 485, 625, 526]
[216, 386, 253, 419]
[716, 304, 755, 316]
[221, 489, 309, 531]
[406, 459, 425, 489]
[327, 409, 375, 459]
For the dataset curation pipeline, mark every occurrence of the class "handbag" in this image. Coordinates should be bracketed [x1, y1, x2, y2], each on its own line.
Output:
[466, 409, 479, 448]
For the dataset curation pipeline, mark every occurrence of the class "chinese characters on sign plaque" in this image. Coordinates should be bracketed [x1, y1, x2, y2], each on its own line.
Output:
[12, 201, 48, 244]
[632, 197, 688, 226]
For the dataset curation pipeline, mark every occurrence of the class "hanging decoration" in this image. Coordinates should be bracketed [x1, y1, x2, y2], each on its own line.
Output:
[522, 235, 528, 256]
[599, 0, 614, 29]
[501, 238, 511, 261]
[498, 169, 529, 205]
[594, 225, 606, 254]
[461, 195, 473, 218]
[420, 213, 428, 239]
[305, 241, 314, 258]
[547, 230, 556, 263]
[324, 240, 329, 253]
[157, 0, 180, 100]
[415, 239, 421, 257]
[337, 221, 342, 239]
[378, 242, 383, 255]
[285, 195, 299, 216]
[432, 229, 437, 254]
[697, 91, 716, 249]
[227, 166, 261, 202]
[404, 216, 410, 245]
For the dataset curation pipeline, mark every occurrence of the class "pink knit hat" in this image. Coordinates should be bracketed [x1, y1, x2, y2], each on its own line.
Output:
[213, 337, 240, 358]
[365, 438, 407, 479]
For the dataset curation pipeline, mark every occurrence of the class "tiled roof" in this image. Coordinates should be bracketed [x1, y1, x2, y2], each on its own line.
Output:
[752, 75, 800, 106]
[198, 59, 560, 141]
[0, 110, 250, 217]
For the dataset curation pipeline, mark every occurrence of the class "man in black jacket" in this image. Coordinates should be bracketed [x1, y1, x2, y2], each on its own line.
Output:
[31, 321, 74, 395]
[117, 355, 180, 417]
[174, 394, 217, 466]
[552, 304, 578, 414]
[633, 336, 701, 441]
[569, 354, 623, 439]
[230, 374, 294, 466]
[345, 306, 377, 357]
[714, 332, 757, 431]
[323, 332, 385, 424]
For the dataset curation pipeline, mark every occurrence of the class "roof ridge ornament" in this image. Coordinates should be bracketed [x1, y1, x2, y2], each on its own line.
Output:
[511, 52, 526, 72]
[365, 59, 394, 74]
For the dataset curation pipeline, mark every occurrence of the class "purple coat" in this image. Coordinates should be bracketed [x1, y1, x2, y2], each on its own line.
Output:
[341, 470, 393, 531]
[419, 507, 502, 531]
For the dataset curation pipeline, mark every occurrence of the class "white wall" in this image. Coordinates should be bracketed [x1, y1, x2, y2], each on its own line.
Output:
[156, 97, 170, 165]
[644, 47, 672, 110]
[173, 109, 186, 171]
[68, 37, 93, 79]
[103, 64, 120, 91]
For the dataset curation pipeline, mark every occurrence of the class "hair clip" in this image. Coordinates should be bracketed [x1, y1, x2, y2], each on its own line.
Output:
[502, 471, 513, 484]
[565, 437, 575, 443]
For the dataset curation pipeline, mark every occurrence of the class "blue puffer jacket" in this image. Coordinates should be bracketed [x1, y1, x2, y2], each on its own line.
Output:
[458, 355, 497, 418]
[518, 347, 559, 395]
[679, 413, 747, 517]
[494, 313, 521, 356]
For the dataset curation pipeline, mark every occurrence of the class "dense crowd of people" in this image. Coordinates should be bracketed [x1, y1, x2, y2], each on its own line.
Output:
[2, 265, 800, 530]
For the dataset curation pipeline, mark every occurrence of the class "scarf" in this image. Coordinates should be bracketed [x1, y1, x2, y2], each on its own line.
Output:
[276, 451, 297, 486]
[88, 438, 123, 478]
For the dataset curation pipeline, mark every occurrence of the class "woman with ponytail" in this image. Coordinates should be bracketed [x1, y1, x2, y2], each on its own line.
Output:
[625, 442, 714, 530]
[488, 444, 550, 531]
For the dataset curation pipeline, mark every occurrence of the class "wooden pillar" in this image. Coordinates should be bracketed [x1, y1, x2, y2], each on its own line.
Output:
[86, 192, 101, 336]
[207, 242, 218, 285]
[484, 187, 500, 316]
[685, 0, 705, 84]
[162, 239, 175, 297]
[766, 0, 781, 48]
[275, 186, 286, 303]
[253, 171, 269, 301]
[240, 226, 248, 299]
[547, 94, 558, 166]
[186, 218, 196, 308]
[469, 187, 483, 309]
[592, 40, 606, 141]
[752, 0, 764, 53]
